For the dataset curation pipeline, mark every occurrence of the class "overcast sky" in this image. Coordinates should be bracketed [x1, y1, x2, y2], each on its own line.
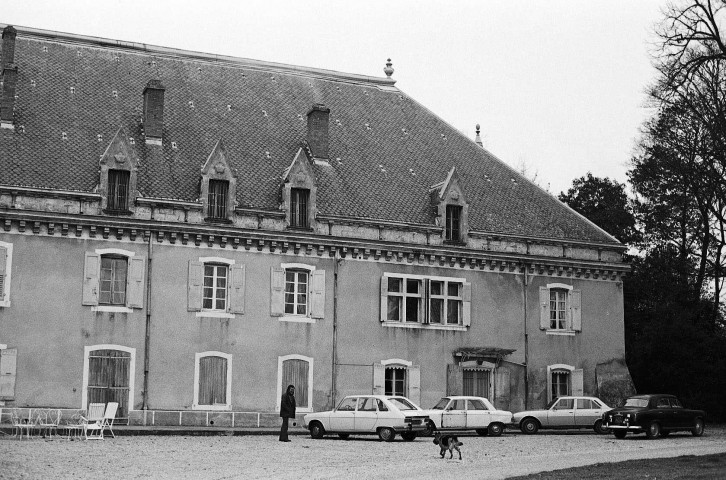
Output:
[2, 0, 665, 195]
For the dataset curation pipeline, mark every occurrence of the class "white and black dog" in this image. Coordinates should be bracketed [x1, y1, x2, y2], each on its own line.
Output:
[433, 431, 463, 460]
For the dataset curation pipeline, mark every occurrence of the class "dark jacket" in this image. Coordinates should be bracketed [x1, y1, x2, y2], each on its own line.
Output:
[280, 385, 296, 418]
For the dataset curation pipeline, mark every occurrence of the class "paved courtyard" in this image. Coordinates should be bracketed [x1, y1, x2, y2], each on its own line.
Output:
[2, 427, 725, 479]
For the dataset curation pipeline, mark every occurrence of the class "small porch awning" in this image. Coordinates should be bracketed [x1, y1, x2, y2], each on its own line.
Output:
[453, 347, 516, 366]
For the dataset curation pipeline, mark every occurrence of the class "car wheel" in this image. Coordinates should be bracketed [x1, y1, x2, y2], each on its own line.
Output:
[378, 427, 396, 442]
[423, 421, 436, 437]
[488, 423, 504, 437]
[613, 430, 627, 439]
[401, 432, 417, 442]
[645, 421, 661, 439]
[520, 418, 539, 435]
[692, 418, 704, 437]
[594, 419, 610, 435]
[338, 433, 350, 440]
[309, 421, 325, 439]
[475, 428, 489, 436]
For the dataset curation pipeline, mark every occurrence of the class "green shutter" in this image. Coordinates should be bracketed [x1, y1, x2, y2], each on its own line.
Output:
[127, 257, 145, 309]
[229, 264, 246, 314]
[270, 266, 285, 317]
[539, 287, 550, 330]
[0, 348, 17, 400]
[571, 289, 582, 331]
[187, 260, 203, 312]
[310, 270, 325, 319]
[82, 252, 100, 306]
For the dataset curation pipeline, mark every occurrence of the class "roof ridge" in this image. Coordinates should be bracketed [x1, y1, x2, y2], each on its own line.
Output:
[0, 23, 398, 87]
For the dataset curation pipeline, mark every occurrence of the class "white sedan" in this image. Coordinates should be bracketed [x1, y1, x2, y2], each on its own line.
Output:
[420, 396, 512, 436]
[303, 395, 430, 442]
[511, 396, 611, 434]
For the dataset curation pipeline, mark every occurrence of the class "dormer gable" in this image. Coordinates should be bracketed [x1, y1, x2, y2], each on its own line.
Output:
[430, 166, 469, 244]
[99, 127, 139, 214]
[281, 146, 317, 230]
[200, 139, 237, 223]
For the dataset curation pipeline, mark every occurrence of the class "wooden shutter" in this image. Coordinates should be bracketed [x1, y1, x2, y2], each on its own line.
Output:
[282, 359, 309, 409]
[539, 287, 550, 330]
[546, 369, 553, 402]
[446, 364, 463, 396]
[572, 368, 584, 396]
[408, 365, 421, 406]
[379, 276, 388, 322]
[495, 368, 511, 409]
[571, 289, 582, 331]
[127, 257, 145, 309]
[229, 264, 246, 314]
[187, 260, 203, 312]
[0, 347, 17, 400]
[372, 363, 385, 395]
[270, 266, 285, 317]
[462, 282, 472, 326]
[0, 245, 7, 302]
[199, 356, 227, 406]
[82, 252, 100, 306]
[310, 270, 325, 319]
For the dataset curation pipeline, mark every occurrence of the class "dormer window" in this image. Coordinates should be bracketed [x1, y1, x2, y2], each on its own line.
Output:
[445, 205, 462, 242]
[290, 188, 310, 229]
[107, 169, 130, 212]
[207, 179, 229, 220]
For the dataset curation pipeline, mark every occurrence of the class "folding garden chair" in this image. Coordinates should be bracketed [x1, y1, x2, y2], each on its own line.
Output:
[84, 402, 118, 440]
[80, 403, 106, 440]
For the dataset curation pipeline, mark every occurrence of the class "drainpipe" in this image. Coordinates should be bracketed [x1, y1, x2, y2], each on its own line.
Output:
[523, 265, 529, 410]
[142, 234, 153, 412]
[331, 249, 340, 408]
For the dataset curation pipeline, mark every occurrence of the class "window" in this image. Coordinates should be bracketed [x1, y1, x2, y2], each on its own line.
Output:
[107, 169, 130, 211]
[290, 188, 309, 228]
[99, 256, 128, 305]
[0, 241, 13, 308]
[463, 368, 490, 397]
[468, 399, 488, 410]
[539, 284, 581, 333]
[358, 397, 377, 411]
[381, 274, 470, 328]
[551, 371, 570, 399]
[270, 264, 325, 321]
[547, 364, 582, 402]
[203, 264, 228, 311]
[207, 179, 229, 219]
[576, 398, 595, 409]
[555, 398, 574, 409]
[193, 351, 232, 410]
[385, 367, 406, 396]
[277, 354, 313, 412]
[657, 398, 671, 408]
[82, 250, 145, 310]
[188, 258, 245, 317]
[445, 204, 462, 242]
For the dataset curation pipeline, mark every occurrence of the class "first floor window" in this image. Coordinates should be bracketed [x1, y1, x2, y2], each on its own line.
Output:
[207, 179, 229, 219]
[107, 169, 130, 211]
[285, 269, 309, 315]
[463, 368, 489, 398]
[551, 370, 570, 399]
[100, 255, 128, 305]
[385, 367, 406, 396]
[203, 264, 228, 311]
[430, 280, 462, 324]
[382, 274, 469, 327]
[550, 289, 567, 330]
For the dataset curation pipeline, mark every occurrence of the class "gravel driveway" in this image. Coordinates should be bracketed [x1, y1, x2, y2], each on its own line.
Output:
[2, 427, 725, 479]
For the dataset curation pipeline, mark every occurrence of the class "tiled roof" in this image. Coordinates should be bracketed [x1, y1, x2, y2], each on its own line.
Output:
[0, 26, 619, 245]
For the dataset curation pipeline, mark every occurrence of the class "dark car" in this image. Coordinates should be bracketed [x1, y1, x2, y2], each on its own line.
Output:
[602, 394, 705, 439]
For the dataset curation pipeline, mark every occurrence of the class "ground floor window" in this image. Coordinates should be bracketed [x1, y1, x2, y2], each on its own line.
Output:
[385, 367, 406, 396]
[194, 352, 232, 410]
[551, 370, 570, 398]
[463, 368, 490, 398]
[277, 354, 313, 412]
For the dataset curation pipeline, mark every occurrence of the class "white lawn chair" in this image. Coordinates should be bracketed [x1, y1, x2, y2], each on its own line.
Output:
[80, 403, 106, 440]
[84, 402, 118, 440]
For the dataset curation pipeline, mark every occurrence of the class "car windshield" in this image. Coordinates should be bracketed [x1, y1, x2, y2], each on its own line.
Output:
[545, 398, 559, 409]
[624, 398, 649, 408]
[389, 397, 417, 410]
[431, 398, 450, 410]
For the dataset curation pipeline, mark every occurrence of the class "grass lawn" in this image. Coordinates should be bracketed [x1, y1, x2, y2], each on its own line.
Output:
[508, 453, 726, 479]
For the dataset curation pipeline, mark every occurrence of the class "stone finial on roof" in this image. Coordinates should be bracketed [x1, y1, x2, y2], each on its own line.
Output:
[475, 124, 483, 147]
[383, 58, 394, 78]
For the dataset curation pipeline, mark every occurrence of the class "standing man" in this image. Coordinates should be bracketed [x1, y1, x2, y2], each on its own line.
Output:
[279, 384, 296, 442]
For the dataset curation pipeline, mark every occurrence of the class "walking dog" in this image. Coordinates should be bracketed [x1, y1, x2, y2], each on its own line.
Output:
[433, 432, 463, 460]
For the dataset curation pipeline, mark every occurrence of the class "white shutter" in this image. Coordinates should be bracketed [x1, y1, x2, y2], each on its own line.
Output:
[82, 252, 100, 306]
[310, 270, 325, 319]
[127, 257, 145, 309]
[539, 287, 550, 330]
[0, 348, 17, 400]
[571, 289, 582, 331]
[462, 282, 472, 326]
[372, 363, 385, 395]
[572, 369, 584, 396]
[187, 261, 203, 311]
[0, 245, 7, 303]
[270, 266, 285, 317]
[379, 276, 388, 322]
[408, 365, 421, 406]
[229, 264, 246, 314]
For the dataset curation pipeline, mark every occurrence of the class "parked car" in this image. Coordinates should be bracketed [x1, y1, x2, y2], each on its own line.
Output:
[511, 396, 611, 434]
[303, 395, 430, 442]
[602, 394, 705, 439]
[420, 396, 512, 436]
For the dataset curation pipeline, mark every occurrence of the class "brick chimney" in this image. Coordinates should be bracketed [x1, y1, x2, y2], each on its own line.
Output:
[307, 104, 330, 159]
[1, 25, 18, 128]
[143, 79, 165, 144]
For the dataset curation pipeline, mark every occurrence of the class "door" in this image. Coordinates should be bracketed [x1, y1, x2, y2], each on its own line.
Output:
[441, 398, 467, 428]
[465, 398, 492, 428]
[574, 398, 600, 427]
[547, 398, 575, 427]
[330, 397, 357, 431]
[354, 397, 379, 432]
[87, 349, 130, 424]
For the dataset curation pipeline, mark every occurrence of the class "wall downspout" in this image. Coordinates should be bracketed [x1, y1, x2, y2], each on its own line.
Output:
[142, 234, 153, 413]
[331, 250, 339, 408]
[523, 265, 529, 410]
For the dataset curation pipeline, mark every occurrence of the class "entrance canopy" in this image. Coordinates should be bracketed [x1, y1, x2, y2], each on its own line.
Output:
[453, 347, 516, 366]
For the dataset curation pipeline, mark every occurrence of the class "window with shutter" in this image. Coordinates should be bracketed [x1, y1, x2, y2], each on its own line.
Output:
[541, 283, 582, 335]
[84, 249, 143, 311]
[274, 263, 323, 323]
[193, 257, 243, 318]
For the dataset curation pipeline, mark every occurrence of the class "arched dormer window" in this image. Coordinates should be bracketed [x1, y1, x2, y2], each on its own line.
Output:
[281, 147, 317, 230]
[430, 167, 469, 244]
[99, 128, 138, 215]
[200, 140, 237, 223]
